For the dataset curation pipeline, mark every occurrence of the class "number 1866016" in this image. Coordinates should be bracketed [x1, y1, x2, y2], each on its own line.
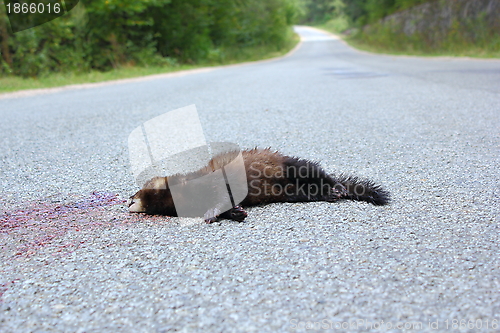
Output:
[444, 319, 498, 330]
[6, 2, 61, 14]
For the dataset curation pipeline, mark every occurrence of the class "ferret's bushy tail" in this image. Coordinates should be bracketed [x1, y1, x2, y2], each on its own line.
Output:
[335, 174, 390, 206]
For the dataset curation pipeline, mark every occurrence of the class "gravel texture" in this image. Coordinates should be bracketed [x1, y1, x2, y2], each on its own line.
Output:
[0, 26, 499, 332]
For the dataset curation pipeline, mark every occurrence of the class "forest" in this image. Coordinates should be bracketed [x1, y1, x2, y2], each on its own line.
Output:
[301, 0, 427, 26]
[0, 0, 299, 77]
[1, 0, 496, 80]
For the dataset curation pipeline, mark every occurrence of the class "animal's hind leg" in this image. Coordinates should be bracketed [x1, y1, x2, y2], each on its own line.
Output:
[326, 185, 348, 202]
[284, 156, 342, 201]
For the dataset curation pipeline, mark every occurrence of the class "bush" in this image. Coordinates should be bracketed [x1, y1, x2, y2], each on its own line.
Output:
[0, 0, 300, 77]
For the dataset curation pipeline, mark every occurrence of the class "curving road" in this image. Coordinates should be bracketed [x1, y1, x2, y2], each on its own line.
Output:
[1, 26, 499, 331]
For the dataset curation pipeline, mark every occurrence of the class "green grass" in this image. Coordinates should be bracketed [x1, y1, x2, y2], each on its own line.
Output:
[316, 17, 349, 35]
[0, 33, 299, 94]
[205, 31, 300, 65]
[0, 65, 197, 94]
[349, 38, 500, 58]
[318, 22, 500, 59]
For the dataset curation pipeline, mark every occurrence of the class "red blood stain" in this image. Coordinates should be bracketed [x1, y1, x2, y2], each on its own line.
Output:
[0, 192, 151, 258]
[0, 280, 18, 302]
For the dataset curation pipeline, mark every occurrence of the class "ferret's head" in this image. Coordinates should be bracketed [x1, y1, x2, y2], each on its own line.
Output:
[128, 177, 177, 216]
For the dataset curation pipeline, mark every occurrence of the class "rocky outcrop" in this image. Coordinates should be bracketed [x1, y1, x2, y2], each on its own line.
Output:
[364, 0, 499, 45]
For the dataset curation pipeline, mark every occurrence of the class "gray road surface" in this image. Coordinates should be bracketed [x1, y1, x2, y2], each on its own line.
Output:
[1, 26, 499, 332]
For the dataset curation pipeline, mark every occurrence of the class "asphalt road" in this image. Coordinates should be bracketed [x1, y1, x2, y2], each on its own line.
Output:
[1, 26, 499, 332]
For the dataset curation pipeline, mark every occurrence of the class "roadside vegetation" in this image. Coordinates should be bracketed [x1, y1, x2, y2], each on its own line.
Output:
[1, 0, 497, 94]
[301, 0, 500, 58]
[0, 0, 300, 93]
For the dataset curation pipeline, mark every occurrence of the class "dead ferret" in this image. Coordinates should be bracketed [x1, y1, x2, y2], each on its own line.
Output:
[128, 148, 390, 223]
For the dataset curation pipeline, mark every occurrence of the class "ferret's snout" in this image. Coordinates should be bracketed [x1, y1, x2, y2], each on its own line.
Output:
[128, 197, 145, 213]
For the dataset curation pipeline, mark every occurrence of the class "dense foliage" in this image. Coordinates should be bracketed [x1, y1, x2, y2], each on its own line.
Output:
[300, 0, 427, 26]
[300, 0, 500, 57]
[0, 0, 299, 77]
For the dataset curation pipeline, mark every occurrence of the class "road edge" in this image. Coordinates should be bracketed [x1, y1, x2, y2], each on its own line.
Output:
[305, 25, 500, 62]
[0, 38, 303, 100]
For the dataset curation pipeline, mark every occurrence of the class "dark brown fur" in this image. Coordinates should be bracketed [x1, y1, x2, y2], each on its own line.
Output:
[128, 148, 390, 223]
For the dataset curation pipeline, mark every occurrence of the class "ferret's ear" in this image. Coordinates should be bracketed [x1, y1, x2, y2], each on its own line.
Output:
[144, 177, 168, 190]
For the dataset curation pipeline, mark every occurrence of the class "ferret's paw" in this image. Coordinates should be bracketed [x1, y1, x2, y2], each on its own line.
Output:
[204, 207, 221, 224]
[229, 206, 247, 222]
